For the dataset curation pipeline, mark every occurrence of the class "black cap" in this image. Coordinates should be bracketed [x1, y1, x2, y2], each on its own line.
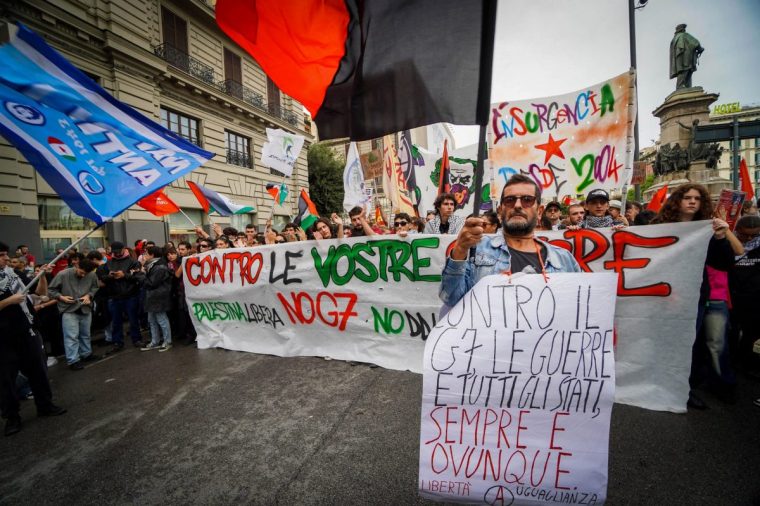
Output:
[586, 189, 610, 202]
[110, 241, 124, 250]
[545, 201, 561, 211]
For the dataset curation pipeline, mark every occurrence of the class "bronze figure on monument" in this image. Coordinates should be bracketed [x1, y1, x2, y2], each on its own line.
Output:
[669, 24, 704, 89]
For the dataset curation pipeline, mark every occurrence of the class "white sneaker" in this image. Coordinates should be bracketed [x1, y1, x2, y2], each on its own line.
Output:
[158, 344, 172, 352]
[46, 356, 58, 367]
[140, 343, 161, 351]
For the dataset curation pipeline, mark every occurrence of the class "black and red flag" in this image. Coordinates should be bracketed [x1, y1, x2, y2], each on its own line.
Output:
[216, 0, 497, 141]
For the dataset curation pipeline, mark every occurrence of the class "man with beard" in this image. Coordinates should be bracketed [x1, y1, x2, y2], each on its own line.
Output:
[348, 206, 375, 237]
[440, 175, 581, 308]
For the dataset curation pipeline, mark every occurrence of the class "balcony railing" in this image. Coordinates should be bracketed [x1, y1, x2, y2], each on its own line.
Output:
[218, 79, 265, 109]
[154, 43, 216, 86]
[155, 44, 302, 128]
[227, 149, 252, 168]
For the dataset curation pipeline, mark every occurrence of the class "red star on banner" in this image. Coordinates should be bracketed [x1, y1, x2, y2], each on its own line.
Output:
[534, 133, 567, 165]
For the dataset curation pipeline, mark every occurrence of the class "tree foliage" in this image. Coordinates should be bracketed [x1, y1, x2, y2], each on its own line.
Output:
[627, 174, 656, 202]
[307, 143, 345, 215]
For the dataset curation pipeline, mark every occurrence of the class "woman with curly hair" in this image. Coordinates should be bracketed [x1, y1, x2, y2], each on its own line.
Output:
[652, 183, 743, 408]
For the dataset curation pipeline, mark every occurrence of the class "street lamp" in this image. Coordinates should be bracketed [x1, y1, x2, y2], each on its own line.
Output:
[629, 0, 648, 201]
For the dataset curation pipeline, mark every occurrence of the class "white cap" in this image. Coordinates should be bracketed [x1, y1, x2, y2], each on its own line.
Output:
[609, 199, 622, 209]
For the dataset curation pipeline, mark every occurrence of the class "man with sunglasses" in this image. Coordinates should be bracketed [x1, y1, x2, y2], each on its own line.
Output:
[393, 212, 415, 236]
[440, 174, 581, 308]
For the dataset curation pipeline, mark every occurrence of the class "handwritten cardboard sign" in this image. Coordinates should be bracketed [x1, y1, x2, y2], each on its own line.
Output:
[419, 273, 617, 504]
[488, 71, 635, 199]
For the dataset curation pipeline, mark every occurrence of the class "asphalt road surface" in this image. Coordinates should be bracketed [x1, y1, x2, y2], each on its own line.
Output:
[2, 342, 759, 505]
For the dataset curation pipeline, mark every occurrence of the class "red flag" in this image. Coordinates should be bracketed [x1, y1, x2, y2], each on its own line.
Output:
[374, 206, 386, 227]
[438, 140, 451, 195]
[647, 185, 669, 212]
[216, 0, 496, 141]
[137, 189, 180, 217]
[739, 158, 755, 201]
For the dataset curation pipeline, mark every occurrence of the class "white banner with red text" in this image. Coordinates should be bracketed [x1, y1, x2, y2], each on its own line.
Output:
[183, 221, 711, 413]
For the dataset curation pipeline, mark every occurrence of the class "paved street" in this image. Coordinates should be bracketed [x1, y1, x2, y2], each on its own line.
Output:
[2, 342, 759, 505]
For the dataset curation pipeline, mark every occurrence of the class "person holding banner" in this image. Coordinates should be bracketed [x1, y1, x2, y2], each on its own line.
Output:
[440, 175, 581, 308]
[651, 184, 739, 409]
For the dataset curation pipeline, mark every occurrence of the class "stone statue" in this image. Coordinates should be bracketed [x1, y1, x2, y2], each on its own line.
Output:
[670, 24, 704, 89]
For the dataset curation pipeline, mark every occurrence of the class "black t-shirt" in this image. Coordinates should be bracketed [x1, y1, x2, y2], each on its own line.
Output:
[351, 226, 366, 237]
[439, 221, 450, 234]
[508, 244, 547, 274]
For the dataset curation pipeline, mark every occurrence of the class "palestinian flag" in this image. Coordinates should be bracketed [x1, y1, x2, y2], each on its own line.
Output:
[216, 0, 497, 141]
[266, 182, 289, 206]
[48, 137, 76, 161]
[137, 189, 181, 217]
[294, 189, 319, 230]
[187, 181, 255, 216]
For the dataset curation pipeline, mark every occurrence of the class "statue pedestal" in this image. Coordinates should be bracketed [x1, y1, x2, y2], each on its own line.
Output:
[647, 87, 732, 200]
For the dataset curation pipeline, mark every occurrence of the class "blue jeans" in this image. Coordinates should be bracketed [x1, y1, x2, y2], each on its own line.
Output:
[147, 312, 171, 346]
[703, 301, 735, 384]
[109, 296, 141, 345]
[61, 312, 93, 365]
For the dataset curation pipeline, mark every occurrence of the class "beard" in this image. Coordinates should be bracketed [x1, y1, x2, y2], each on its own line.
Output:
[503, 213, 536, 235]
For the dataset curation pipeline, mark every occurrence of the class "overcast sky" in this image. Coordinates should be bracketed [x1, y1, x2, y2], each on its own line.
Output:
[452, 0, 760, 149]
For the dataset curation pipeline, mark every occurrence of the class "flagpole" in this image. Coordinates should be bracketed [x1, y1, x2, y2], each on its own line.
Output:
[178, 208, 197, 228]
[21, 223, 104, 293]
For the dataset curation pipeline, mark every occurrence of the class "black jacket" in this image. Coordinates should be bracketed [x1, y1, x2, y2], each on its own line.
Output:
[98, 255, 143, 300]
[142, 260, 172, 313]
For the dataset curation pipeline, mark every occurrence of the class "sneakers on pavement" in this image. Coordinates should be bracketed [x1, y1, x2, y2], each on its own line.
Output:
[81, 354, 102, 362]
[106, 343, 124, 355]
[46, 356, 58, 367]
[69, 361, 84, 371]
[4, 415, 22, 436]
[158, 344, 172, 352]
[141, 343, 161, 351]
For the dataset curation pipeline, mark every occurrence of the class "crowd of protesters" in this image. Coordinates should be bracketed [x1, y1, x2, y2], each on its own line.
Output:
[2, 180, 760, 436]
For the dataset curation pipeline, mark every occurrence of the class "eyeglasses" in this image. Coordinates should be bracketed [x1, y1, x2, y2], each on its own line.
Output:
[199, 244, 211, 249]
[275, 240, 286, 244]
[394, 221, 408, 227]
[501, 195, 537, 207]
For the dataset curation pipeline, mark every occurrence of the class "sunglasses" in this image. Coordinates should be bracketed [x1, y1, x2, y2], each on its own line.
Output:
[275, 240, 286, 244]
[199, 244, 212, 248]
[501, 195, 537, 207]
[394, 221, 408, 227]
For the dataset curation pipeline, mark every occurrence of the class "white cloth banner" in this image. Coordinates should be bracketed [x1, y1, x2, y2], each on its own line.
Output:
[183, 221, 712, 413]
[260, 128, 305, 177]
[488, 71, 636, 199]
[419, 273, 618, 504]
[342, 142, 370, 213]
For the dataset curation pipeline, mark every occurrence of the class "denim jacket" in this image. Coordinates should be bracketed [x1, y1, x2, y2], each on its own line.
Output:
[439, 234, 582, 307]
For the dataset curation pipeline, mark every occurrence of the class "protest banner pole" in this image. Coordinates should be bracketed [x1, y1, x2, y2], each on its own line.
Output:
[21, 223, 104, 293]
[620, 68, 637, 214]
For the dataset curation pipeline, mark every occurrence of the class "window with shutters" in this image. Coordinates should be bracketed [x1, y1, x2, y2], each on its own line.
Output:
[161, 7, 188, 54]
[267, 76, 281, 116]
[223, 48, 243, 98]
[160, 107, 201, 146]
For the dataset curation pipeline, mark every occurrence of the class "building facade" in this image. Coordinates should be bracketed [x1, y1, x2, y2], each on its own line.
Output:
[708, 103, 760, 197]
[0, 0, 313, 260]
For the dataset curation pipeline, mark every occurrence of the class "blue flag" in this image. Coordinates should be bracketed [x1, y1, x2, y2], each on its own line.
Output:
[0, 24, 212, 224]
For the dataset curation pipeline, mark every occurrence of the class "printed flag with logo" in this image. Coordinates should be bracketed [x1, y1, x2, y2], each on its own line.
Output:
[0, 24, 212, 224]
[293, 189, 319, 230]
[187, 181, 255, 216]
[342, 142, 369, 213]
[260, 128, 305, 177]
[137, 188, 181, 217]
